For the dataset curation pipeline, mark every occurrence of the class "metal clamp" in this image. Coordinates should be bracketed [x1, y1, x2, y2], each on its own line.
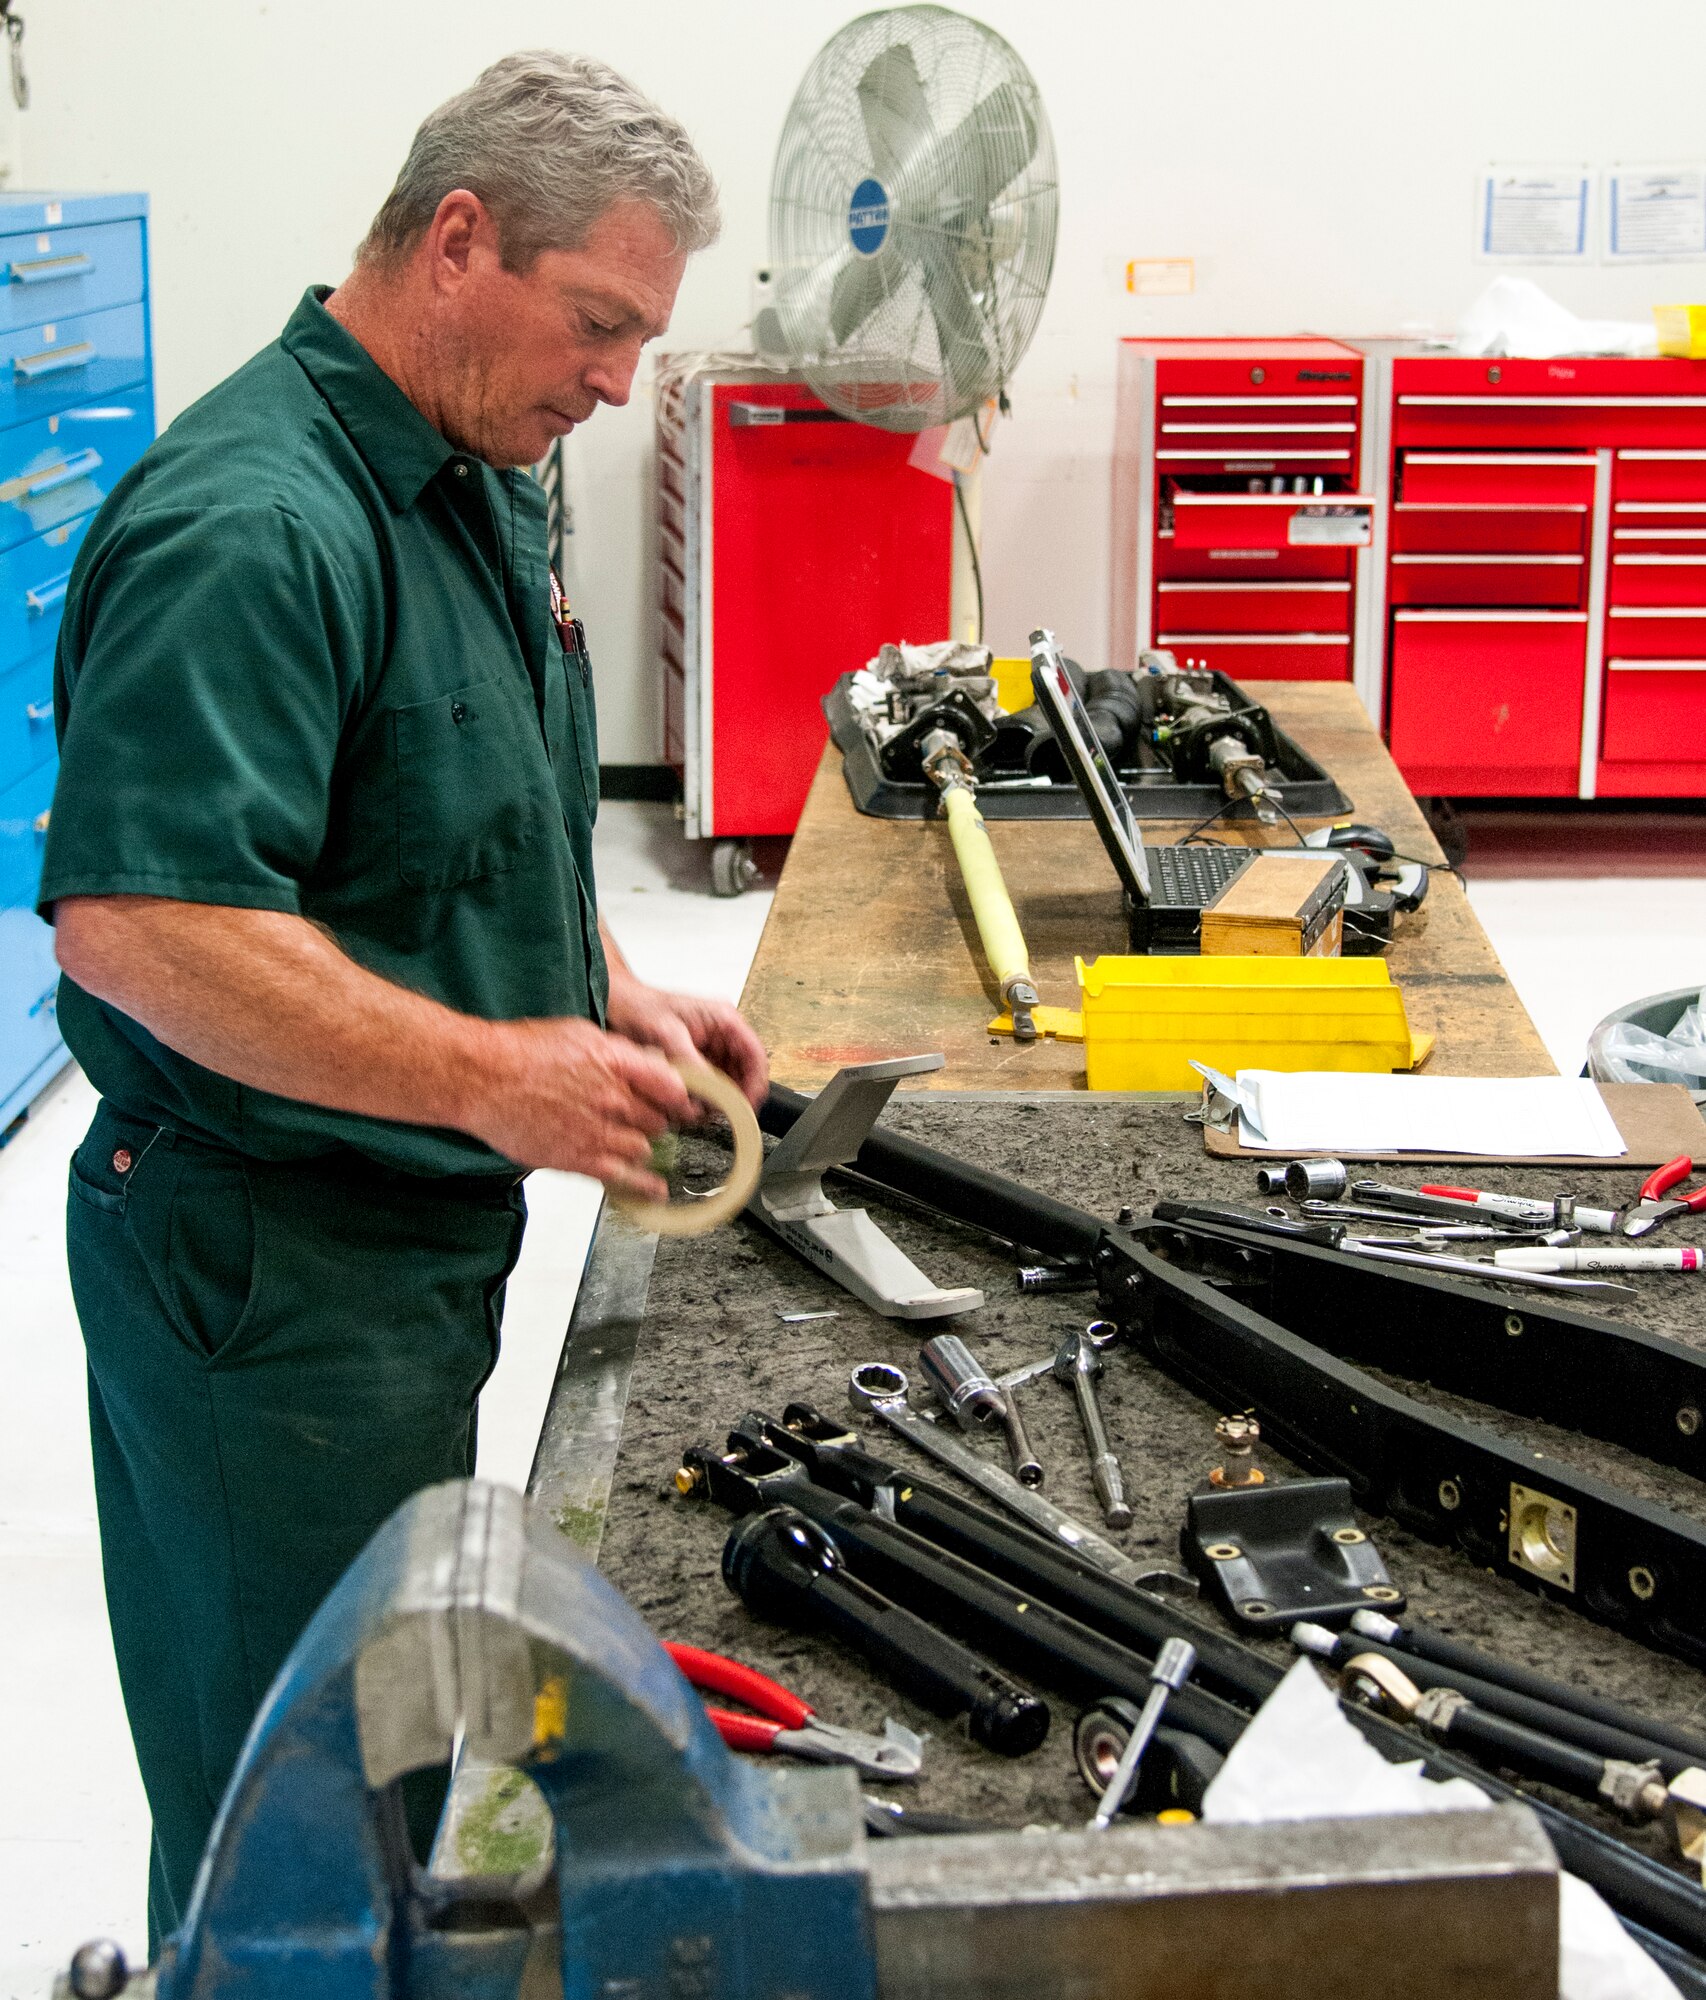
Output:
[749, 1057, 984, 1320]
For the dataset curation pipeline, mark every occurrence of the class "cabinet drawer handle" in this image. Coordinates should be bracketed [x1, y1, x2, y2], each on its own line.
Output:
[26, 570, 71, 614]
[25, 697, 51, 721]
[15, 340, 94, 380]
[8, 252, 93, 285]
[8, 447, 103, 499]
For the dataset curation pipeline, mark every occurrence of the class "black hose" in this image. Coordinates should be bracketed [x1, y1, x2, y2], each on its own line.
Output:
[1383, 1615, 1706, 1769]
[759, 1084, 1106, 1264]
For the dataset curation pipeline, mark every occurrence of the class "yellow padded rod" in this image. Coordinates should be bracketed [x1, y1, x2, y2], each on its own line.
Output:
[942, 785, 1032, 1000]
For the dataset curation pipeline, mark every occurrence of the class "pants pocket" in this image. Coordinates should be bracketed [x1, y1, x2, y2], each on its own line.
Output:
[125, 1144, 262, 1363]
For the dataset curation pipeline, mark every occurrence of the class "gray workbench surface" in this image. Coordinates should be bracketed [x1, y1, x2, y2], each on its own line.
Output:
[581, 1095, 1706, 1858]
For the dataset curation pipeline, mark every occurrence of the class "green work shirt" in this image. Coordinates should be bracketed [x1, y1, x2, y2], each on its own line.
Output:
[41, 287, 608, 1176]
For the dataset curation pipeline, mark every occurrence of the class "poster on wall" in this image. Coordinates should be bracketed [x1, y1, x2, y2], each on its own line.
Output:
[1605, 168, 1706, 262]
[1476, 168, 1593, 262]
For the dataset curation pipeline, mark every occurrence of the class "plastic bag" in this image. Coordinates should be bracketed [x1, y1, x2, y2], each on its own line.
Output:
[1596, 990, 1706, 1087]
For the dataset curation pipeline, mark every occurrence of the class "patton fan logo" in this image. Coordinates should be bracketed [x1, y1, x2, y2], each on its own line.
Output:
[848, 177, 891, 256]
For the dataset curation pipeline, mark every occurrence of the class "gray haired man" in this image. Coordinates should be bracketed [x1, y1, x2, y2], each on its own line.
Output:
[41, 53, 763, 1941]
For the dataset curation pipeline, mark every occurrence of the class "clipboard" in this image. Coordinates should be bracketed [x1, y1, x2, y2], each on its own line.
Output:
[1201, 1081, 1706, 1169]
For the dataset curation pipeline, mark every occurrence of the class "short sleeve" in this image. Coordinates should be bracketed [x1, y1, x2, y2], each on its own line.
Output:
[40, 504, 370, 917]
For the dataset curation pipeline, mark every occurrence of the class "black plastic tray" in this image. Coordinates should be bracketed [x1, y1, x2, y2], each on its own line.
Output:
[824, 670, 1354, 822]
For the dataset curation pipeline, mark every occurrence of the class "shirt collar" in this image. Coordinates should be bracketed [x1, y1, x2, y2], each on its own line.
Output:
[280, 286, 458, 511]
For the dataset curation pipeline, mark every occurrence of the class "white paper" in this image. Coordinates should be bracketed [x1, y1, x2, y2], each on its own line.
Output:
[1478, 167, 1593, 262]
[1234, 1071, 1626, 1158]
[1608, 167, 1706, 262]
[1203, 1660, 1680, 2000]
[1455, 275, 1657, 359]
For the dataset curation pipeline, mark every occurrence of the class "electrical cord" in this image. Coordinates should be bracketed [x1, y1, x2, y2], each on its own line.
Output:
[952, 470, 984, 645]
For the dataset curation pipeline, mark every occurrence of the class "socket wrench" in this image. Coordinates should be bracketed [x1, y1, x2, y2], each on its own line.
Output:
[920, 1332, 1045, 1488]
[1054, 1323, 1132, 1529]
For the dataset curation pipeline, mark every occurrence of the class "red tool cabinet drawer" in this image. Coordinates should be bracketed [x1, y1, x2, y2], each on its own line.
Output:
[1387, 611, 1586, 794]
[1155, 581, 1351, 633]
[1171, 493, 1373, 551]
[1389, 553, 1586, 608]
[1602, 661, 1706, 762]
[1613, 451, 1706, 502]
[1156, 538, 1351, 583]
[1606, 607, 1706, 656]
[1609, 554, 1706, 606]
[1391, 506, 1586, 555]
[1399, 453, 1596, 506]
[1398, 396, 1706, 450]
[1152, 632, 1349, 680]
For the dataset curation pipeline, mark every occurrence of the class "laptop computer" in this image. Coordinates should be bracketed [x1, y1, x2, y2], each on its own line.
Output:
[1028, 628, 1375, 954]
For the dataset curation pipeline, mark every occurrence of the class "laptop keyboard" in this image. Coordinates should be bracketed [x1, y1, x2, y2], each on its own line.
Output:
[1151, 843, 1253, 907]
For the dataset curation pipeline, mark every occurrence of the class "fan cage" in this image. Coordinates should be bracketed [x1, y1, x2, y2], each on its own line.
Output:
[769, 3, 1059, 433]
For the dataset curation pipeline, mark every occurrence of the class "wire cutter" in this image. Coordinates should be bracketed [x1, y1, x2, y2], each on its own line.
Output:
[1620, 1154, 1706, 1238]
[664, 1641, 924, 1780]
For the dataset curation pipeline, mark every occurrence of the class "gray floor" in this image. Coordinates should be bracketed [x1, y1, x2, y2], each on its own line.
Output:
[1, 800, 1701, 1993]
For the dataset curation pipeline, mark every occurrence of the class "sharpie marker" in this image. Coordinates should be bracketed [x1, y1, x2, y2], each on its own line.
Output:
[1418, 1184, 1621, 1234]
[1494, 1246, 1704, 1274]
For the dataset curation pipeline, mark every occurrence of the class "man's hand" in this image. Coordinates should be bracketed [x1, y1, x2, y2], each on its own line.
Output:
[54, 896, 699, 1201]
[459, 1016, 694, 1198]
[603, 961, 770, 1107]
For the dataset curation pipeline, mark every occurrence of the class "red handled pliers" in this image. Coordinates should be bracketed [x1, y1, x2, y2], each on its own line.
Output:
[1621, 1155, 1706, 1238]
[665, 1642, 924, 1780]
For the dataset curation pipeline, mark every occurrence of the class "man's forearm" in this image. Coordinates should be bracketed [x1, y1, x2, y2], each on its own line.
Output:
[55, 895, 505, 1132]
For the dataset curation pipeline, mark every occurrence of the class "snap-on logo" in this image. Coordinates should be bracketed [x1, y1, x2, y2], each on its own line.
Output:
[1297, 369, 1352, 381]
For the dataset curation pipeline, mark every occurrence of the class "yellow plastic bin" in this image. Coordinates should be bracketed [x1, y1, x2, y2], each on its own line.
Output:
[1074, 954, 1432, 1092]
[1654, 305, 1706, 359]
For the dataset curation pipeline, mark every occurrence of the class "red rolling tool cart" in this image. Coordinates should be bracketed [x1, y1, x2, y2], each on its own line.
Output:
[1110, 337, 1380, 686]
[656, 366, 954, 893]
[1370, 353, 1706, 799]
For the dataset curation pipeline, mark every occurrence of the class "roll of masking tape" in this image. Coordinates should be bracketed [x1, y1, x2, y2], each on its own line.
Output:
[610, 1061, 763, 1238]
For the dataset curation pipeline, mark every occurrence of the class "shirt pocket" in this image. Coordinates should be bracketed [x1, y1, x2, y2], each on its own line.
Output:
[391, 677, 556, 890]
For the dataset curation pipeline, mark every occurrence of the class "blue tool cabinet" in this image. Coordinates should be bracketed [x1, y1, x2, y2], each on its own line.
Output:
[0, 192, 153, 1132]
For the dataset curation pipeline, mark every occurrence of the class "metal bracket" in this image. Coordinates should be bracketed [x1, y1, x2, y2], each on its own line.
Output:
[1183, 1476, 1405, 1632]
[749, 1056, 984, 1320]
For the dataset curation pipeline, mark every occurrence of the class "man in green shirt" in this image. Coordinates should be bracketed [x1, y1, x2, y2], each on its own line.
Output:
[40, 52, 764, 1943]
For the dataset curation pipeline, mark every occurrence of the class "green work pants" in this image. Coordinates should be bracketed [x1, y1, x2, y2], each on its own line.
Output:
[65, 1100, 527, 1951]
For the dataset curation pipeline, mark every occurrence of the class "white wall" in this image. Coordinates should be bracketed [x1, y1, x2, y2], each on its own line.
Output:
[18, 0, 1706, 763]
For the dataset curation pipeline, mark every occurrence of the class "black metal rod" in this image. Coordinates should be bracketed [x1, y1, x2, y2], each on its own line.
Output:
[1320, 1630, 1693, 1781]
[760, 1084, 1106, 1265]
[721, 1505, 1049, 1758]
[757, 1410, 1280, 1713]
[1378, 1614, 1706, 1769]
[730, 1476, 1251, 1754]
[1621, 1919, 1706, 2000]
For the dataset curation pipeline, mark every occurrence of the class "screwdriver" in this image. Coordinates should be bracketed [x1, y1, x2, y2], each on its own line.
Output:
[1089, 1639, 1197, 1829]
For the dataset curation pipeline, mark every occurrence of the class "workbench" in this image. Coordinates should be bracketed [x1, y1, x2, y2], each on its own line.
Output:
[530, 1100, 1706, 1863]
[740, 682, 1554, 1088]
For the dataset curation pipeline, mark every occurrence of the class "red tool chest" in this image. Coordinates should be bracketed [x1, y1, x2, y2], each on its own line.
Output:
[1111, 338, 1378, 685]
[1374, 354, 1706, 798]
[656, 367, 953, 858]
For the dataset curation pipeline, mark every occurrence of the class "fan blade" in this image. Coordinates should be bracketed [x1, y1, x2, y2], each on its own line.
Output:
[856, 41, 933, 184]
[916, 244, 997, 415]
[889, 79, 1039, 226]
[829, 251, 893, 345]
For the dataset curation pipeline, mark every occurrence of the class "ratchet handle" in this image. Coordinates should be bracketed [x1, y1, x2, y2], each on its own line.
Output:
[665, 1641, 812, 1729]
